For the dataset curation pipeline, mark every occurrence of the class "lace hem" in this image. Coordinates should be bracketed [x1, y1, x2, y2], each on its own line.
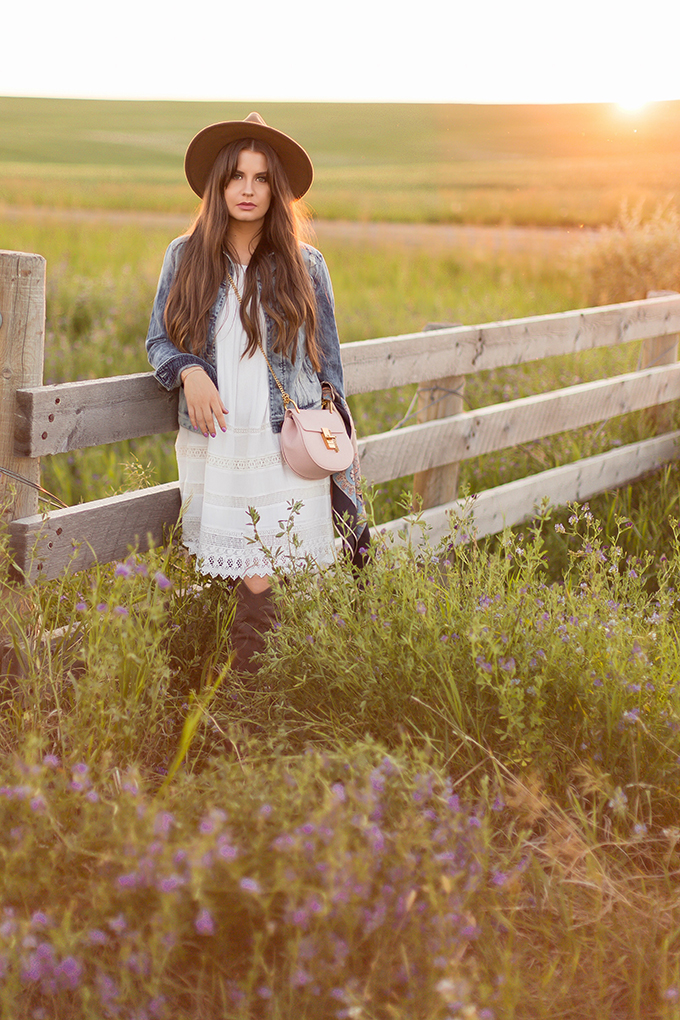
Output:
[180, 520, 335, 579]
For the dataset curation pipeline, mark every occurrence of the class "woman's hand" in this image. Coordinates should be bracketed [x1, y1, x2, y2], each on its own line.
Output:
[181, 367, 228, 436]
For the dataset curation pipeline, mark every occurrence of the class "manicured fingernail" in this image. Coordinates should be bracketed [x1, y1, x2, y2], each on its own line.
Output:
[203, 432, 209, 438]
[221, 426, 227, 432]
[211, 432, 216, 438]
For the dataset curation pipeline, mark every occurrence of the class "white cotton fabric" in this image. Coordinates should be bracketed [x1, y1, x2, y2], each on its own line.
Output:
[175, 268, 335, 578]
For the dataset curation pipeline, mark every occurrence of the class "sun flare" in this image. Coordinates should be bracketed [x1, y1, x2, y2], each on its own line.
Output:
[617, 97, 648, 114]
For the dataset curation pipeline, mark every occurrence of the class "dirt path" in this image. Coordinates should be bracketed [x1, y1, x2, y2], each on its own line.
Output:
[1, 205, 599, 253]
[314, 219, 599, 254]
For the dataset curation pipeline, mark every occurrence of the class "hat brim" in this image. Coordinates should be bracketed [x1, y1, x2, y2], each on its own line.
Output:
[184, 120, 314, 200]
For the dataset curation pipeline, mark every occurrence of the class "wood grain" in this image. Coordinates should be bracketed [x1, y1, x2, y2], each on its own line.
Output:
[358, 363, 680, 483]
[9, 482, 181, 581]
[376, 432, 680, 548]
[14, 373, 179, 457]
[0, 251, 45, 518]
[14, 296, 680, 456]
[341, 294, 680, 395]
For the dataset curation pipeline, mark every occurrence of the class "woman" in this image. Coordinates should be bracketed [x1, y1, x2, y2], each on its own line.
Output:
[146, 112, 367, 673]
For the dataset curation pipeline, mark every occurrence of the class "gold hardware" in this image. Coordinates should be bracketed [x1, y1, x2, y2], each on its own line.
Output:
[321, 427, 339, 452]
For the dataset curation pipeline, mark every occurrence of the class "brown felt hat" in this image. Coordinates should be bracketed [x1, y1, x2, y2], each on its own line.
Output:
[184, 111, 314, 200]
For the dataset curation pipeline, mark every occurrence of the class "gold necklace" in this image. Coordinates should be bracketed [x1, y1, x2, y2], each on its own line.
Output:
[226, 270, 242, 306]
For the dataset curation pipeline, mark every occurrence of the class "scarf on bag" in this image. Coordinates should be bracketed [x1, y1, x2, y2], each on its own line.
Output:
[330, 396, 371, 568]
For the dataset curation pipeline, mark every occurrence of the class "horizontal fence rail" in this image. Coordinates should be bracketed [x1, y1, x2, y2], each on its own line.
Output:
[14, 295, 680, 459]
[3, 245, 680, 582]
[379, 432, 680, 547]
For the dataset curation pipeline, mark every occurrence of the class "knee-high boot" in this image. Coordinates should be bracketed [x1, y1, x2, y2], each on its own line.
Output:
[230, 581, 277, 675]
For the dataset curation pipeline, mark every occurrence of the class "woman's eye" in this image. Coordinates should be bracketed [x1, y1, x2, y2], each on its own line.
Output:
[256, 175, 268, 183]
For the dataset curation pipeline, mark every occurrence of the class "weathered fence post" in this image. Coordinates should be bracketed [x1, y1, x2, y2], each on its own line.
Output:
[641, 290, 680, 431]
[412, 323, 465, 510]
[0, 251, 46, 521]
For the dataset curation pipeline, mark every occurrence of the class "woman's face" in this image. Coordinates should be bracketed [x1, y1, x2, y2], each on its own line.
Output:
[224, 149, 271, 228]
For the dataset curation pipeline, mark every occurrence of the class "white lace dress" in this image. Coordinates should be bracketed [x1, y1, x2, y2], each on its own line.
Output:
[175, 269, 336, 578]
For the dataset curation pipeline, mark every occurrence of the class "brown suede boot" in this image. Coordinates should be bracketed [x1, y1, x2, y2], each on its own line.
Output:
[230, 581, 277, 675]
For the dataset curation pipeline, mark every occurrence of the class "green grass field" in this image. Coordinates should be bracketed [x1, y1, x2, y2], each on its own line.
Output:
[5, 100, 680, 1019]
[3, 96, 680, 224]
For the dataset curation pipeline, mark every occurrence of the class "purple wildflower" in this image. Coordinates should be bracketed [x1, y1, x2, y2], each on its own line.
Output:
[194, 908, 215, 936]
[117, 872, 140, 889]
[148, 996, 167, 1018]
[96, 972, 119, 1004]
[55, 955, 83, 990]
[154, 811, 175, 836]
[42, 754, 60, 769]
[154, 571, 172, 590]
[114, 563, 132, 578]
[239, 877, 261, 894]
[158, 874, 183, 893]
[217, 839, 238, 860]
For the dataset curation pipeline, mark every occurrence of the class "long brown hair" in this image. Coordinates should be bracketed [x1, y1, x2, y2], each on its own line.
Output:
[164, 138, 319, 369]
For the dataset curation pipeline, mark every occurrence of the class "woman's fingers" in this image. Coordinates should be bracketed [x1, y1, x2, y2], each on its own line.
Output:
[211, 396, 228, 434]
[182, 370, 229, 436]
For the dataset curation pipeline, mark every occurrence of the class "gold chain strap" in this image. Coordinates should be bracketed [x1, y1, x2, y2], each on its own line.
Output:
[226, 270, 298, 411]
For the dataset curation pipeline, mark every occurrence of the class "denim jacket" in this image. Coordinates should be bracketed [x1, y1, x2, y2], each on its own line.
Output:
[145, 236, 346, 434]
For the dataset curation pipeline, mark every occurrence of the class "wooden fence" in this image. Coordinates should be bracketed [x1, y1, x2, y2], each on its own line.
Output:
[3, 250, 680, 582]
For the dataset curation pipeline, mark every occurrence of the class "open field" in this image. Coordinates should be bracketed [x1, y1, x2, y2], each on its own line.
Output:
[2, 96, 680, 225]
[0, 207, 600, 517]
[5, 103, 680, 1020]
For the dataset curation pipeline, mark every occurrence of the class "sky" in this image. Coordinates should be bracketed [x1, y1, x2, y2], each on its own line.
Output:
[4, 0, 680, 106]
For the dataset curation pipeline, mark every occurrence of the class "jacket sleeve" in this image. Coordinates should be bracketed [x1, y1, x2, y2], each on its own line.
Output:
[145, 238, 218, 391]
[307, 248, 346, 403]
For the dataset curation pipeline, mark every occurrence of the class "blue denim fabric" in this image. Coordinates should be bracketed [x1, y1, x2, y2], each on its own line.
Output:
[145, 237, 346, 434]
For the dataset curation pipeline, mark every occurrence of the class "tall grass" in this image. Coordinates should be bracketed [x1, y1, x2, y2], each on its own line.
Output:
[583, 200, 680, 304]
[6, 207, 677, 523]
[2, 212, 590, 520]
[4, 495, 680, 1017]
[4, 129, 680, 1018]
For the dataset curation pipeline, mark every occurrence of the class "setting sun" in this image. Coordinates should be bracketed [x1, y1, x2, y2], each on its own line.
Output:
[617, 97, 649, 114]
